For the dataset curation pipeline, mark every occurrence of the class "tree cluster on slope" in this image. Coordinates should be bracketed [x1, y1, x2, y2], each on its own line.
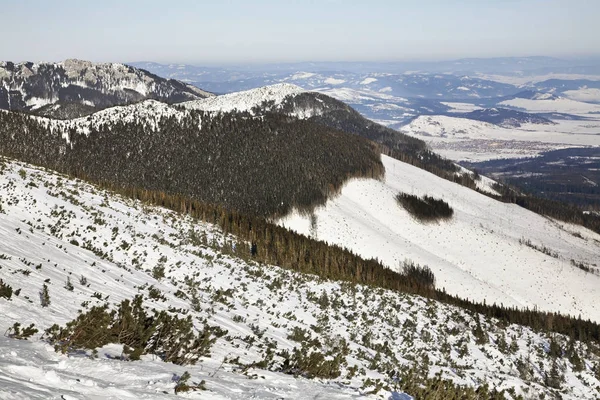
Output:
[396, 192, 454, 222]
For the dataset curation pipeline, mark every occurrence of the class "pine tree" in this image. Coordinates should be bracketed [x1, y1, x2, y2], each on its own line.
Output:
[0, 279, 13, 300]
[40, 284, 50, 307]
[64, 277, 74, 291]
[545, 359, 564, 389]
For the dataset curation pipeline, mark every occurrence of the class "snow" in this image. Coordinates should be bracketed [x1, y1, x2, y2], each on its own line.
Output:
[499, 96, 600, 115]
[360, 77, 378, 85]
[1, 157, 600, 398]
[440, 102, 483, 113]
[315, 88, 407, 104]
[324, 78, 346, 85]
[181, 83, 304, 114]
[279, 155, 600, 322]
[25, 96, 53, 110]
[563, 88, 600, 103]
[286, 72, 316, 80]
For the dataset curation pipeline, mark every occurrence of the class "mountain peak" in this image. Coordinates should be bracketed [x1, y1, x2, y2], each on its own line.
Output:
[182, 82, 305, 113]
[0, 59, 212, 118]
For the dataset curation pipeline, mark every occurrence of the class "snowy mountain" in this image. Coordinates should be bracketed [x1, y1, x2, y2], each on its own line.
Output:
[0, 59, 212, 118]
[2, 156, 600, 399]
[182, 83, 305, 113]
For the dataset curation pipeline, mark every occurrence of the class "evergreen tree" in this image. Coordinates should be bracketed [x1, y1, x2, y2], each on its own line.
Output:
[40, 284, 50, 307]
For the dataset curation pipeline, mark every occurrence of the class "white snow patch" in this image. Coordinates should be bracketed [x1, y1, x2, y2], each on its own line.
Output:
[324, 77, 346, 85]
[360, 77, 378, 85]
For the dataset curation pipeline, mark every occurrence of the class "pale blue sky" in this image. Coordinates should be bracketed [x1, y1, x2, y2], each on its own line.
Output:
[1, 0, 598, 64]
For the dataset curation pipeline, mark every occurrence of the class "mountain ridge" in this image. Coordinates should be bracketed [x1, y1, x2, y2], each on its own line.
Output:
[0, 59, 213, 119]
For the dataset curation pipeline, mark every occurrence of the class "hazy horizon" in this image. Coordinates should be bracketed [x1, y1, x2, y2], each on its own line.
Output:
[2, 0, 599, 65]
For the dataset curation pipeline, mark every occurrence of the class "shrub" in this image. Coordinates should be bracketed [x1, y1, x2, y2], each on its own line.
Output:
[6, 323, 38, 340]
[152, 265, 165, 280]
[279, 347, 344, 379]
[45, 295, 215, 365]
[0, 279, 13, 300]
[174, 371, 206, 394]
[40, 284, 50, 307]
[396, 193, 453, 222]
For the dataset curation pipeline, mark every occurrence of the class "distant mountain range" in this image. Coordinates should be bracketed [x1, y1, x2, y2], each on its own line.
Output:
[129, 59, 600, 127]
[130, 56, 600, 77]
[0, 59, 212, 119]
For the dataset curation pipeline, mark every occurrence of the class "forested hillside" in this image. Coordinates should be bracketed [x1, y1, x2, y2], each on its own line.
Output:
[0, 109, 383, 217]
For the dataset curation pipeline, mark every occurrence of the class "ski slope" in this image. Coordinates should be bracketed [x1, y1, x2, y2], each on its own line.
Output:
[279, 155, 600, 321]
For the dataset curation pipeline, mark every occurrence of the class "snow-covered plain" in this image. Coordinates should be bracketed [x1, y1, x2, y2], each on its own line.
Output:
[400, 115, 600, 161]
[563, 88, 600, 103]
[499, 96, 600, 115]
[2, 158, 600, 398]
[279, 155, 600, 321]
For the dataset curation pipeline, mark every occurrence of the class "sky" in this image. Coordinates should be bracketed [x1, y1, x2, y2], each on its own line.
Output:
[1, 0, 598, 65]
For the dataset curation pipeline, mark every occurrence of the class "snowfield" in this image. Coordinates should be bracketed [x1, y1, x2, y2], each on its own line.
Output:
[563, 88, 600, 103]
[279, 155, 600, 322]
[2, 158, 600, 398]
[499, 96, 600, 115]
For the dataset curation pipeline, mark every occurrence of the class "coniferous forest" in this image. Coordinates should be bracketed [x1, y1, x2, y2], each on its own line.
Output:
[0, 110, 383, 217]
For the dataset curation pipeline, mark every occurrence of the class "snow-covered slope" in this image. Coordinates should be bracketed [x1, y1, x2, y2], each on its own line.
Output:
[11, 83, 309, 140]
[2, 158, 600, 399]
[181, 83, 304, 113]
[279, 154, 600, 322]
